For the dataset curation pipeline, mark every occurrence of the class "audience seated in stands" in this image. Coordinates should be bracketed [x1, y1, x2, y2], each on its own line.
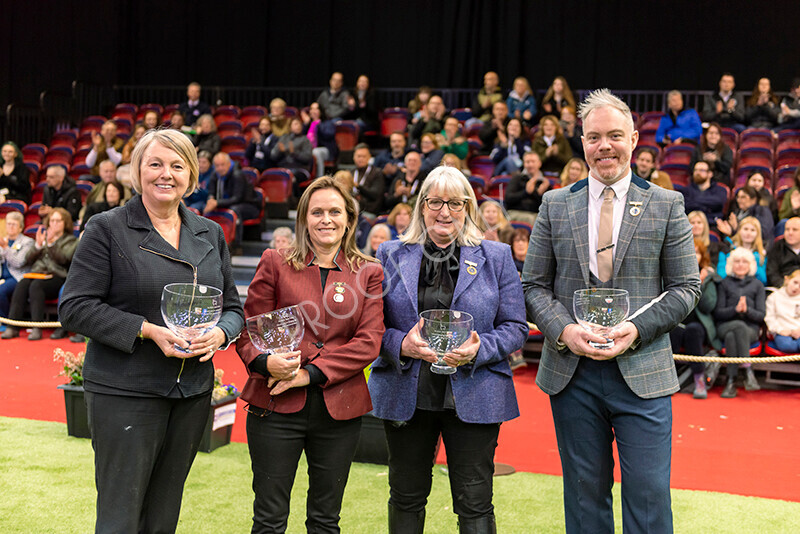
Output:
[419, 133, 445, 175]
[713, 247, 765, 398]
[478, 101, 510, 154]
[245, 117, 278, 172]
[670, 238, 721, 399]
[168, 110, 191, 133]
[408, 86, 433, 117]
[346, 75, 379, 132]
[560, 106, 584, 159]
[440, 153, 470, 177]
[386, 202, 412, 238]
[373, 132, 407, 183]
[540, 76, 576, 118]
[491, 118, 531, 176]
[177, 82, 212, 126]
[141, 110, 160, 131]
[0, 212, 34, 325]
[270, 226, 294, 251]
[505, 151, 547, 225]
[691, 123, 734, 186]
[559, 157, 588, 187]
[632, 147, 672, 190]
[509, 226, 530, 274]
[717, 185, 774, 243]
[82, 160, 131, 219]
[0, 141, 31, 203]
[409, 94, 447, 148]
[40, 164, 82, 223]
[779, 167, 800, 220]
[656, 90, 702, 145]
[436, 117, 469, 160]
[767, 217, 800, 288]
[121, 124, 147, 166]
[205, 152, 260, 249]
[746, 77, 780, 129]
[362, 223, 391, 257]
[352, 143, 385, 216]
[471, 71, 503, 123]
[81, 181, 125, 233]
[702, 73, 746, 132]
[192, 114, 221, 155]
[506, 76, 536, 127]
[316, 72, 351, 158]
[302, 102, 329, 177]
[532, 115, 571, 174]
[269, 98, 290, 137]
[716, 216, 768, 285]
[85, 121, 124, 174]
[2, 208, 78, 341]
[184, 150, 213, 212]
[478, 199, 513, 243]
[777, 78, 800, 132]
[332, 169, 372, 249]
[765, 268, 800, 353]
[271, 117, 313, 175]
[689, 210, 729, 270]
[385, 151, 425, 211]
[682, 160, 726, 223]
[745, 171, 778, 223]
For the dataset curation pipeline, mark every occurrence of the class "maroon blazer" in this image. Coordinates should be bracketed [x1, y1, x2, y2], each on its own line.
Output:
[236, 248, 385, 420]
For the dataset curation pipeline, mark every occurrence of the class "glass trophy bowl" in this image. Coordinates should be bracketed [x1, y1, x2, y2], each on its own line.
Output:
[573, 288, 630, 349]
[161, 283, 224, 353]
[246, 305, 305, 355]
[419, 309, 474, 375]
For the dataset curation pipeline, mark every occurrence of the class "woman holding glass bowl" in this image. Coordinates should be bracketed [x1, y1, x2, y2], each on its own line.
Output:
[235, 176, 385, 533]
[59, 129, 244, 533]
[369, 165, 528, 533]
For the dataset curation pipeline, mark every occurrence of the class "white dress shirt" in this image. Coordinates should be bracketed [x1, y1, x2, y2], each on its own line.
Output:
[587, 172, 631, 280]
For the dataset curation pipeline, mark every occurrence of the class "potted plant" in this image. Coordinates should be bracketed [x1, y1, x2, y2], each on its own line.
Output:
[54, 348, 240, 451]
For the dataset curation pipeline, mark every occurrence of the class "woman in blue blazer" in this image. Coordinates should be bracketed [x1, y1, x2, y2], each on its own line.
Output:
[370, 166, 528, 533]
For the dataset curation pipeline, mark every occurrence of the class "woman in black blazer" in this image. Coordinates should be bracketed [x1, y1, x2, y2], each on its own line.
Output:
[60, 129, 244, 533]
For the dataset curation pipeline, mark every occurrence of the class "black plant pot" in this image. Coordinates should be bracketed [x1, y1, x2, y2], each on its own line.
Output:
[58, 384, 91, 439]
[198, 393, 240, 453]
[353, 412, 389, 465]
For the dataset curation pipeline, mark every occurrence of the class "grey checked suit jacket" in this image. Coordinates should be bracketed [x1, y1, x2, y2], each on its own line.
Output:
[522, 175, 701, 399]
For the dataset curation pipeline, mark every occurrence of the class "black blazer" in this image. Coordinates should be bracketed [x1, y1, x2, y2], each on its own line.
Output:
[59, 195, 244, 397]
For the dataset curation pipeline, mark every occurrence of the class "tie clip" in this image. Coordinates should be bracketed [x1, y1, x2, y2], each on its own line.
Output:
[596, 244, 615, 253]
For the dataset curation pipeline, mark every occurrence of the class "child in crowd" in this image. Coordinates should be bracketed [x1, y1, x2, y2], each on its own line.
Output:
[716, 216, 767, 285]
[765, 269, 800, 353]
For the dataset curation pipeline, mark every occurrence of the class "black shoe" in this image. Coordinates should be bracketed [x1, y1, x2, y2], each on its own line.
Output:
[1, 327, 19, 339]
[50, 328, 68, 340]
[388, 504, 425, 534]
[744, 367, 761, 391]
[27, 328, 42, 341]
[721, 379, 737, 398]
[69, 333, 86, 343]
[458, 514, 497, 534]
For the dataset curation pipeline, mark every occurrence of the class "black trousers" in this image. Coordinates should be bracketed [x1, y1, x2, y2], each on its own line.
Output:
[246, 387, 361, 534]
[85, 391, 211, 534]
[717, 320, 759, 377]
[669, 321, 706, 375]
[384, 409, 500, 520]
[9, 275, 65, 321]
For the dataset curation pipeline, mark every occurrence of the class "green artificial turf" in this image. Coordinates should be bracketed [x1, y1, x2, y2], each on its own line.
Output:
[1, 416, 799, 533]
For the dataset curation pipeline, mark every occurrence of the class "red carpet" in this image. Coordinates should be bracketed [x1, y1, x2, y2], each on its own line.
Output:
[2, 335, 799, 502]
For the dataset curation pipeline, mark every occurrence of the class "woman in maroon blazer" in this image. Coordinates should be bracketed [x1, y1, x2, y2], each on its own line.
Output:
[236, 176, 385, 533]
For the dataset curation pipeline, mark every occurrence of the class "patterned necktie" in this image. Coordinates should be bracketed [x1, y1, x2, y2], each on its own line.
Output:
[597, 186, 615, 282]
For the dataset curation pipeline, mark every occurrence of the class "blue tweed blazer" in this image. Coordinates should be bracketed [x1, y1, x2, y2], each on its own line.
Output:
[522, 175, 701, 399]
[369, 239, 528, 423]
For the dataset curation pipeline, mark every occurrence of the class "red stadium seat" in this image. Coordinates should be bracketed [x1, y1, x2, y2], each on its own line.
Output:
[380, 108, 409, 137]
[244, 187, 265, 229]
[485, 175, 511, 201]
[257, 168, 293, 204]
[205, 209, 238, 245]
[334, 121, 360, 151]
[468, 156, 495, 181]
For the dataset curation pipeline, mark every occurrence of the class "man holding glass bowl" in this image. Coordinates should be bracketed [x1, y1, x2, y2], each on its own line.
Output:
[523, 89, 700, 534]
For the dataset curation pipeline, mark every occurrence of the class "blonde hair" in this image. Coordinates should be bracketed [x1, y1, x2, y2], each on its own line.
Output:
[726, 247, 757, 277]
[478, 199, 509, 232]
[387, 203, 412, 227]
[578, 88, 635, 133]
[400, 166, 483, 246]
[687, 211, 710, 248]
[130, 129, 199, 196]
[732, 216, 766, 264]
[559, 158, 588, 187]
[285, 176, 377, 271]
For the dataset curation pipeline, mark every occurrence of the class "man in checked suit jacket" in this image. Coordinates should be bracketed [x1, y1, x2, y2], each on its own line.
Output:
[523, 89, 700, 533]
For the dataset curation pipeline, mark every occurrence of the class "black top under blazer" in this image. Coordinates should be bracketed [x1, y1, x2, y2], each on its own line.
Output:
[59, 195, 244, 397]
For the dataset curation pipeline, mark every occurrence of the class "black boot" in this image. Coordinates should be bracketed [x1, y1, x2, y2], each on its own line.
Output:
[721, 377, 737, 398]
[458, 514, 497, 534]
[388, 504, 425, 534]
[1, 327, 19, 339]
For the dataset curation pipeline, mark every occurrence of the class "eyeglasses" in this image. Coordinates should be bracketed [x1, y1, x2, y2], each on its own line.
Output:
[423, 198, 468, 212]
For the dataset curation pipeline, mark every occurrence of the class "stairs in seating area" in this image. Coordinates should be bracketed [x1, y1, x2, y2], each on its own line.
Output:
[231, 214, 295, 300]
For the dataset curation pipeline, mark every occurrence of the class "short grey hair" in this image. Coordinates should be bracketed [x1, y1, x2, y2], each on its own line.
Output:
[667, 90, 682, 100]
[5, 211, 23, 226]
[726, 247, 757, 277]
[270, 226, 294, 249]
[578, 88, 634, 133]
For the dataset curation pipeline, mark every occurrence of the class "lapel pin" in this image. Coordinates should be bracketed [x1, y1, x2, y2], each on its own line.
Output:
[333, 282, 346, 302]
[464, 260, 478, 275]
[628, 201, 643, 217]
